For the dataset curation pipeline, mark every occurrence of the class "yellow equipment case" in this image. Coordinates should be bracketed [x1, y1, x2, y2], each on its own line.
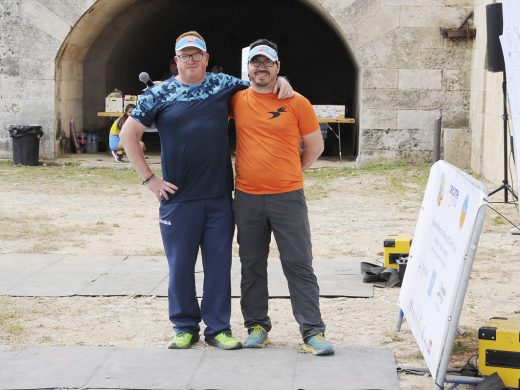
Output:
[478, 317, 520, 389]
[383, 234, 412, 269]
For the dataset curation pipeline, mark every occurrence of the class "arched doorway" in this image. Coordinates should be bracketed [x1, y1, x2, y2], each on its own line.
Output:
[57, 0, 358, 158]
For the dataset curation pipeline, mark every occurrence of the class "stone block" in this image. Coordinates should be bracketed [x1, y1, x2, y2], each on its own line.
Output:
[21, 0, 71, 41]
[0, 21, 20, 59]
[0, 99, 22, 118]
[323, 0, 385, 24]
[357, 35, 399, 68]
[0, 76, 24, 99]
[362, 108, 397, 129]
[361, 127, 433, 151]
[443, 90, 470, 111]
[37, 0, 86, 27]
[398, 27, 444, 49]
[362, 88, 444, 110]
[351, 6, 400, 49]
[0, 57, 20, 77]
[387, 0, 443, 5]
[420, 47, 471, 69]
[443, 128, 471, 169]
[442, 69, 469, 91]
[444, 0, 473, 6]
[400, 6, 469, 28]
[442, 110, 469, 128]
[357, 28, 444, 68]
[58, 60, 83, 81]
[17, 22, 61, 60]
[362, 68, 398, 89]
[20, 58, 55, 80]
[397, 109, 440, 132]
[0, 139, 12, 159]
[358, 147, 432, 165]
[23, 79, 55, 99]
[398, 69, 442, 90]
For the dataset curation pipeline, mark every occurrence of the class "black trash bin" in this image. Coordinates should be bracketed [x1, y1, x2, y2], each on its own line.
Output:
[9, 125, 43, 166]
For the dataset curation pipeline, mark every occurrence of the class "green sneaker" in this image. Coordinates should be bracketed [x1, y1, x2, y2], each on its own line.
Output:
[168, 332, 200, 349]
[244, 325, 270, 348]
[302, 333, 334, 356]
[206, 331, 243, 350]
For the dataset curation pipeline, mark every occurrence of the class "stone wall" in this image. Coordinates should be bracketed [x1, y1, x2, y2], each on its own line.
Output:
[1, 0, 475, 169]
[0, 0, 94, 159]
[318, 0, 473, 165]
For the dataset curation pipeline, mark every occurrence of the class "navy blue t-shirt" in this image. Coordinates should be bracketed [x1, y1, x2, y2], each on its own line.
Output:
[132, 73, 248, 202]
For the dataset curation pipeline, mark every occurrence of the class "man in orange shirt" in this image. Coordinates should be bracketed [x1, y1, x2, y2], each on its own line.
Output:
[230, 39, 334, 356]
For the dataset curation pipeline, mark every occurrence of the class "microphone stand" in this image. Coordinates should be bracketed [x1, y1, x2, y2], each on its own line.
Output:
[488, 69, 518, 203]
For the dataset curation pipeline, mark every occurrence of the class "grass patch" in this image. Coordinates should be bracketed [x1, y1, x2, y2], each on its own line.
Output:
[304, 163, 429, 199]
[491, 216, 505, 226]
[0, 214, 59, 241]
[448, 328, 479, 367]
[0, 297, 24, 341]
[8, 323, 23, 335]
[0, 161, 160, 190]
[305, 183, 328, 200]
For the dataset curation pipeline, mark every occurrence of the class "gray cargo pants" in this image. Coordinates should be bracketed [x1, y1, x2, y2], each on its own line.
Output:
[233, 189, 326, 341]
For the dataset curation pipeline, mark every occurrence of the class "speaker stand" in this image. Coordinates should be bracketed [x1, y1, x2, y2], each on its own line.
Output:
[488, 73, 518, 204]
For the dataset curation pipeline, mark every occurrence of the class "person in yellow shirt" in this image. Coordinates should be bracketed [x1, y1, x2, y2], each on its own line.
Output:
[108, 104, 145, 161]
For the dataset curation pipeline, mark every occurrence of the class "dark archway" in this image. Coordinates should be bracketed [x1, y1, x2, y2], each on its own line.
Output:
[82, 0, 357, 157]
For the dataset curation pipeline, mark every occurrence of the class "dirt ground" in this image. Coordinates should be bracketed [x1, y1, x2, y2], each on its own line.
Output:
[0, 154, 519, 389]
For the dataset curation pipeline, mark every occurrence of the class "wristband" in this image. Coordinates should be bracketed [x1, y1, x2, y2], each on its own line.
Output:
[142, 174, 155, 185]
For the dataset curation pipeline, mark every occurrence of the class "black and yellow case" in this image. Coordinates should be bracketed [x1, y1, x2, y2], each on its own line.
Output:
[383, 234, 412, 269]
[478, 317, 520, 389]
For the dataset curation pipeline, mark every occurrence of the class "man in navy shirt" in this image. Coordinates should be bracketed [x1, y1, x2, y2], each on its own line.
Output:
[120, 31, 292, 350]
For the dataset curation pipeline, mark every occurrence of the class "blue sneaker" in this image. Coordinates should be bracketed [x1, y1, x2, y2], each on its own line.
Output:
[303, 333, 334, 356]
[244, 325, 270, 348]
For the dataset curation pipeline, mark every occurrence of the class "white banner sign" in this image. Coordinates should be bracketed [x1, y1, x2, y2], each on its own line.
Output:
[399, 161, 487, 379]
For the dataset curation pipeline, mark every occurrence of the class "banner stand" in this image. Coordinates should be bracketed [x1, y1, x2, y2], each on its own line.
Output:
[397, 161, 488, 390]
[433, 204, 487, 389]
[396, 204, 487, 389]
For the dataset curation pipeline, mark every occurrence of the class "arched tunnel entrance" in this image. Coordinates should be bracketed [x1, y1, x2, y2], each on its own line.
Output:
[61, 0, 358, 158]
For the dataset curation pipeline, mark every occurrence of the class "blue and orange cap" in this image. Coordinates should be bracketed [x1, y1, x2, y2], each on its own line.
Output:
[175, 35, 207, 52]
[248, 45, 279, 62]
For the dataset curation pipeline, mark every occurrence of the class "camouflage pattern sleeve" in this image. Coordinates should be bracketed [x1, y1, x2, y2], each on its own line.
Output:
[131, 88, 160, 128]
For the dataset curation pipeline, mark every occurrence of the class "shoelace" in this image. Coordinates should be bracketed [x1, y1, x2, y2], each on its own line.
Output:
[218, 331, 234, 339]
[250, 326, 265, 336]
[314, 333, 325, 342]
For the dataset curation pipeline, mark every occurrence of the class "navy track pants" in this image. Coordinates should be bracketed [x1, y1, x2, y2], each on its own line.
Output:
[159, 193, 233, 337]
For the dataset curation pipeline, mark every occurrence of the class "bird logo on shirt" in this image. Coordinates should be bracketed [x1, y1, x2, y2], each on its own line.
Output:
[268, 106, 286, 119]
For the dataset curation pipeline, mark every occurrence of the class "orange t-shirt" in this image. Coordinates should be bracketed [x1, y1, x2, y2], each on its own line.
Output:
[230, 88, 319, 194]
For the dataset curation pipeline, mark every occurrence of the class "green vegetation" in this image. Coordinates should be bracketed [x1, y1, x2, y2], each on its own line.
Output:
[0, 297, 24, 342]
[304, 162, 430, 200]
[491, 216, 505, 226]
[448, 328, 479, 367]
[0, 160, 142, 187]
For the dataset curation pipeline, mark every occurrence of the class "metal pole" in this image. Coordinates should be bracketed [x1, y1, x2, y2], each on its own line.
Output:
[433, 117, 442, 163]
[502, 72, 509, 203]
[445, 375, 484, 385]
[338, 123, 342, 162]
[396, 309, 404, 331]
